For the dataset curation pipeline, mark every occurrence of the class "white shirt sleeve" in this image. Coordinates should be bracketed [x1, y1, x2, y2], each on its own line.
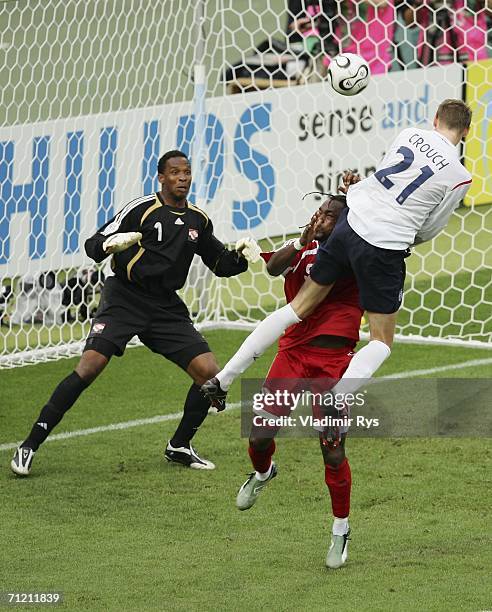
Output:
[414, 181, 471, 245]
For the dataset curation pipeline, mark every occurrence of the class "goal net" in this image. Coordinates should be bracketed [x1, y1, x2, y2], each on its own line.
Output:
[1, 0, 491, 368]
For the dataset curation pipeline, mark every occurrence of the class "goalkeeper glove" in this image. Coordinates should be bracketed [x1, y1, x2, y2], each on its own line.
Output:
[235, 237, 261, 263]
[103, 232, 142, 254]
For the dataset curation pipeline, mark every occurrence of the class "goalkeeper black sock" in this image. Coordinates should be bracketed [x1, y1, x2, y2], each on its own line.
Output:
[170, 383, 210, 448]
[21, 371, 89, 451]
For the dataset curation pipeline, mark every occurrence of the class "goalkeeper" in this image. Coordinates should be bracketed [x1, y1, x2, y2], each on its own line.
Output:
[11, 150, 260, 476]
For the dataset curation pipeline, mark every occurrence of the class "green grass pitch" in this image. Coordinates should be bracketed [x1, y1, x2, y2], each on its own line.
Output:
[1, 330, 491, 612]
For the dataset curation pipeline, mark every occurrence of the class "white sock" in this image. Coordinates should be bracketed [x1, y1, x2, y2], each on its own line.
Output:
[255, 464, 272, 481]
[331, 340, 391, 397]
[332, 516, 349, 536]
[217, 304, 301, 390]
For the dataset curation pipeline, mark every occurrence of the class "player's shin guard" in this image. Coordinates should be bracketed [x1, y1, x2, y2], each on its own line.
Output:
[325, 458, 351, 519]
[21, 371, 89, 451]
[170, 383, 210, 448]
[248, 440, 276, 475]
[216, 304, 301, 390]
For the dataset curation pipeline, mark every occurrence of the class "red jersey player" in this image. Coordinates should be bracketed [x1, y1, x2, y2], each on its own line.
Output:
[236, 195, 363, 569]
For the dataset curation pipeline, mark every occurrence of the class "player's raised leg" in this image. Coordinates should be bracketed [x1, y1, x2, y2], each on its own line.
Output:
[329, 311, 395, 397]
[201, 277, 331, 399]
[320, 433, 352, 569]
[10, 347, 110, 476]
[202, 303, 300, 395]
[307, 210, 401, 401]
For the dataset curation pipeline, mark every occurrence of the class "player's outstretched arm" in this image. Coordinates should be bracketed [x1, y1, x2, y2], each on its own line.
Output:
[198, 221, 250, 277]
[102, 232, 142, 254]
[84, 203, 145, 262]
[235, 238, 261, 263]
[413, 180, 471, 245]
[265, 213, 319, 276]
[264, 241, 301, 276]
[85, 230, 142, 262]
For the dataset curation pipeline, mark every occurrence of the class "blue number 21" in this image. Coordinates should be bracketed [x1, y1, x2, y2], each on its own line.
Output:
[374, 146, 434, 205]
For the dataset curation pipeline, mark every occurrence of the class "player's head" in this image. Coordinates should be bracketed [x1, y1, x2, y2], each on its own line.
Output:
[433, 99, 472, 142]
[313, 195, 346, 240]
[157, 150, 192, 200]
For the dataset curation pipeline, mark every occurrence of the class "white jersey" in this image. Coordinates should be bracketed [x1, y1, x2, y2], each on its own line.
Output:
[347, 128, 472, 250]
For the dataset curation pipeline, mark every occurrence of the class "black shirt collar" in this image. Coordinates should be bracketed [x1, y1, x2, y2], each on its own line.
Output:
[156, 191, 188, 210]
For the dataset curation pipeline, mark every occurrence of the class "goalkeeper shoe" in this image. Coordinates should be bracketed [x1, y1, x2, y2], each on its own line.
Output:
[236, 463, 277, 511]
[326, 528, 350, 569]
[200, 377, 227, 412]
[11, 446, 35, 476]
[164, 442, 215, 470]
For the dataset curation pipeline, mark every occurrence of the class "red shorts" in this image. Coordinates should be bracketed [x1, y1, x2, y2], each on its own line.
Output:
[251, 345, 355, 437]
[266, 344, 354, 381]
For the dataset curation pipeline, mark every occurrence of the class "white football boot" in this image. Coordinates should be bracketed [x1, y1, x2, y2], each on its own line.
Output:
[326, 527, 350, 569]
[236, 463, 277, 510]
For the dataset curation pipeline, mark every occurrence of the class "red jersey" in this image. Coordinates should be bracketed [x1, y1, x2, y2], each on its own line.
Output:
[261, 240, 363, 351]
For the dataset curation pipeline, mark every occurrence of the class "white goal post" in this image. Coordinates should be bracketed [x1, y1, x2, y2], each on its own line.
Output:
[1, 0, 490, 368]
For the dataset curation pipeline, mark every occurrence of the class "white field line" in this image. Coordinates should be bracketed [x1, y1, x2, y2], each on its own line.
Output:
[1, 356, 491, 452]
[0, 403, 239, 452]
[383, 356, 492, 378]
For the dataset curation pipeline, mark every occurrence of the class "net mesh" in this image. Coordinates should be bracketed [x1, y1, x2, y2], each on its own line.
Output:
[1, 0, 491, 368]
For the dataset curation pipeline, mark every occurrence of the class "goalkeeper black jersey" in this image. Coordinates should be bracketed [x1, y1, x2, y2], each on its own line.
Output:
[85, 192, 247, 300]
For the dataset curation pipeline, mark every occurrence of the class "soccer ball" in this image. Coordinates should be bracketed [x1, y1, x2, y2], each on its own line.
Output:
[327, 53, 370, 96]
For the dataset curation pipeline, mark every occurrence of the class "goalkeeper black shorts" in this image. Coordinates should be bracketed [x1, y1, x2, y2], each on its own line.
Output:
[84, 276, 210, 369]
[310, 207, 407, 314]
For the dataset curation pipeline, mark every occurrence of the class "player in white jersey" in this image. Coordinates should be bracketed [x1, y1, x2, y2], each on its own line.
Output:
[347, 126, 472, 250]
[201, 99, 472, 410]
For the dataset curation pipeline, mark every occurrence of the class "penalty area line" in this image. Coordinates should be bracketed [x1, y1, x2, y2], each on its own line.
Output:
[1, 356, 491, 452]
